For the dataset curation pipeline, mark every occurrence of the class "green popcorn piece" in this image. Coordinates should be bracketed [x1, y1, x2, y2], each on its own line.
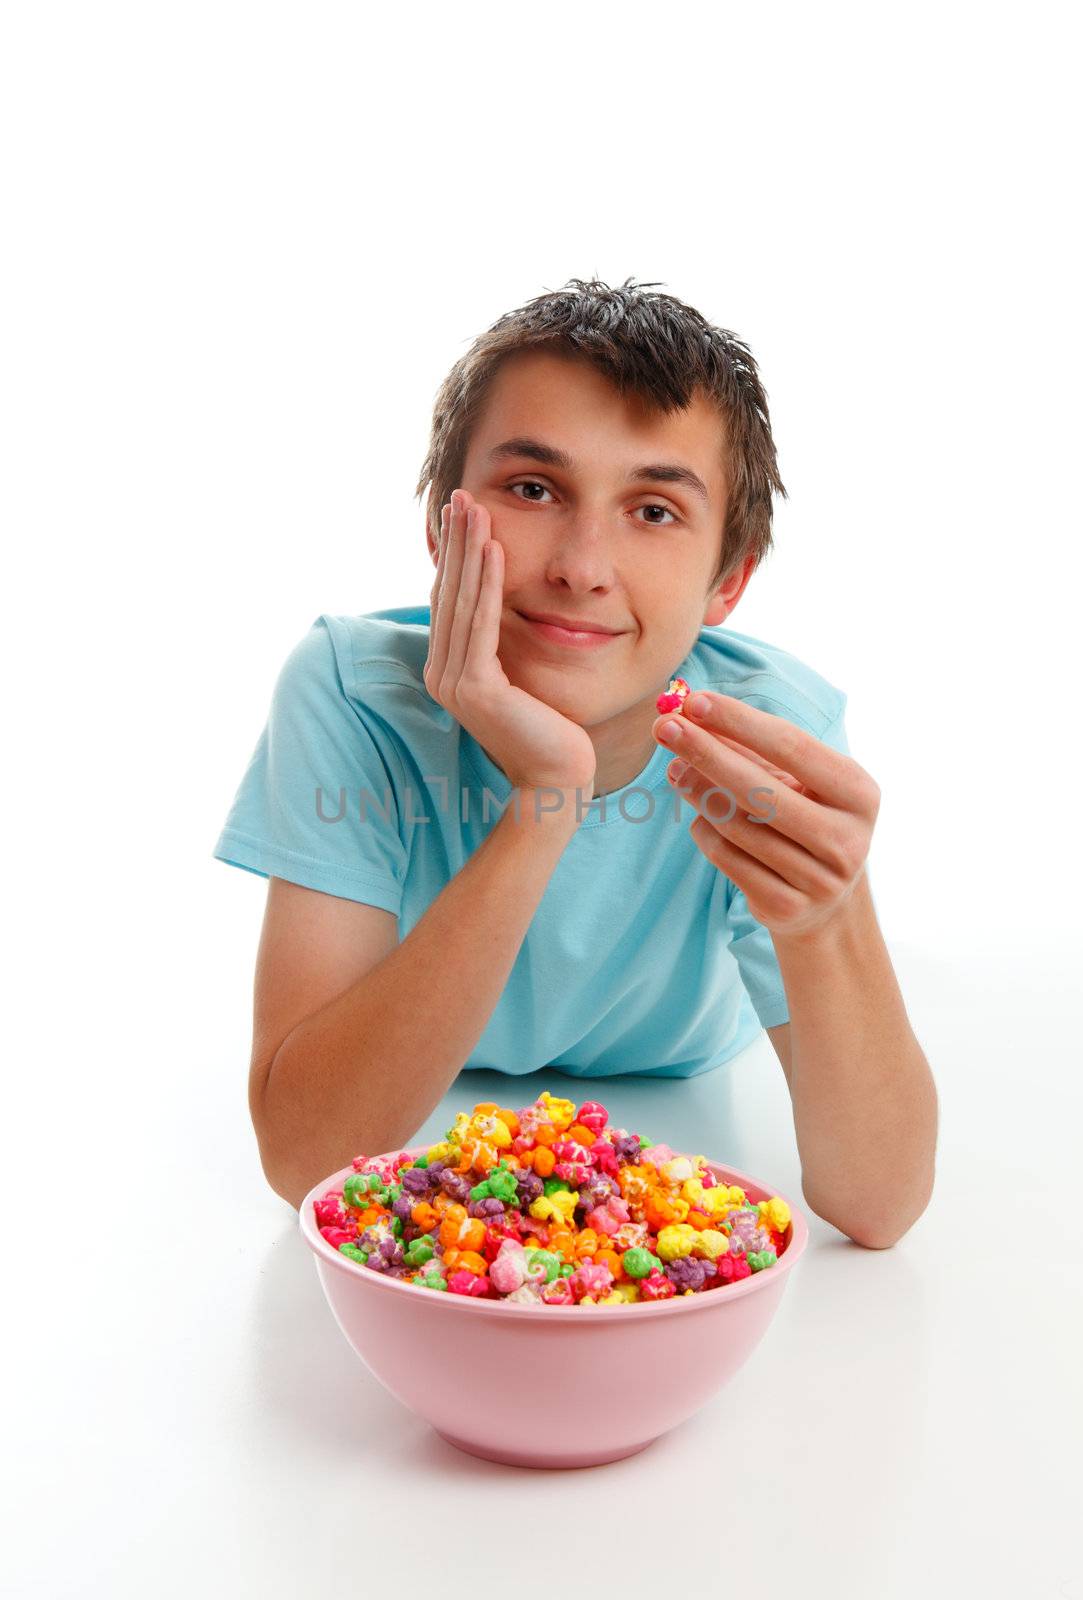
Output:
[342, 1172, 376, 1207]
[529, 1250, 562, 1284]
[622, 1246, 655, 1279]
[413, 1156, 430, 1168]
[403, 1237, 435, 1268]
[338, 1243, 369, 1264]
[487, 1169, 519, 1203]
[747, 1250, 778, 1272]
[389, 1215, 404, 1240]
[469, 1179, 493, 1203]
[543, 1177, 572, 1197]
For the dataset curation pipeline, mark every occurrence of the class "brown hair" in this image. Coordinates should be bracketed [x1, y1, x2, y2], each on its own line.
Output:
[414, 275, 787, 594]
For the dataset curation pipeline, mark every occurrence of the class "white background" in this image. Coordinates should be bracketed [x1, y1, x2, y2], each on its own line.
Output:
[3, 4, 1080, 1597]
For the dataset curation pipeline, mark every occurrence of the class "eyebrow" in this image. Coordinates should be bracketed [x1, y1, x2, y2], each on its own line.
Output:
[487, 436, 711, 507]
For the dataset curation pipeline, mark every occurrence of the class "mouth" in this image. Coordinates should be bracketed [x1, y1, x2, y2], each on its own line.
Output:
[515, 611, 626, 649]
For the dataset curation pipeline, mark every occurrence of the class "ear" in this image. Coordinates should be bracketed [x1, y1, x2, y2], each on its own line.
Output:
[703, 553, 756, 627]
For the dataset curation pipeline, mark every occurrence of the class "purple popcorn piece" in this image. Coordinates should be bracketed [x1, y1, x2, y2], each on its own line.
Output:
[514, 1170, 544, 1207]
[438, 1170, 472, 1203]
[664, 1255, 707, 1292]
[613, 1132, 643, 1165]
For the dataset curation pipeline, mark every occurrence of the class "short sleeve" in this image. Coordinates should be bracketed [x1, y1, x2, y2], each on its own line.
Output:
[725, 695, 851, 1028]
[211, 616, 408, 914]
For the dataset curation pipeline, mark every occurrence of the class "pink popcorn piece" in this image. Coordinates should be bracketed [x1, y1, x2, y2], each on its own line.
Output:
[313, 1191, 351, 1229]
[640, 1143, 676, 1170]
[585, 1198, 630, 1237]
[355, 1154, 398, 1183]
[540, 1277, 576, 1306]
[319, 1225, 358, 1250]
[569, 1261, 614, 1302]
[589, 1140, 620, 1179]
[447, 1268, 491, 1298]
[489, 1239, 532, 1295]
[551, 1137, 592, 1166]
[656, 676, 692, 715]
[575, 1100, 609, 1137]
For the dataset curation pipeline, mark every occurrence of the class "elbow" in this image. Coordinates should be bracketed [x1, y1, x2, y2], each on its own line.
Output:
[251, 1095, 313, 1213]
[264, 1154, 311, 1214]
[249, 1053, 318, 1212]
[812, 1205, 911, 1251]
[805, 1170, 936, 1251]
[253, 1125, 309, 1212]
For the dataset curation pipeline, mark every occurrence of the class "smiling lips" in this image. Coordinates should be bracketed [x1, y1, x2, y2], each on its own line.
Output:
[517, 611, 625, 649]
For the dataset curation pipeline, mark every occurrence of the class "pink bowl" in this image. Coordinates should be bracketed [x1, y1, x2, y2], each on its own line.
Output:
[299, 1147, 808, 1469]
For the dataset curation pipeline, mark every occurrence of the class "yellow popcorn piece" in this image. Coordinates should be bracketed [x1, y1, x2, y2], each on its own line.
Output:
[759, 1197, 791, 1233]
[656, 1224, 698, 1261]
[530, 1189, 578, 1226]
[537, 1092, 576, 1132]
[610, 1282, 641, 1303]
[468, 1112, 512, 1149]
[694, 1229, 731, 1262]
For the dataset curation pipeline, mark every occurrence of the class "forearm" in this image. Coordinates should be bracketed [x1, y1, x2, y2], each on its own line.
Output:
[773, 873, 939, 1248]
[261, 792, 581, 1208]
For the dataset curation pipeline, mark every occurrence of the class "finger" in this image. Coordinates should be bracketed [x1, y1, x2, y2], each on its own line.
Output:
[711, 733, 804, 789]
[659, 716, 826, 850]
[465, 527, 503, 680]
[431, 495, 468, 682]
[425, 501, 451, 681]
[443, 503, 488, 687]
[688, 817, 800, 917]
[430, 502, 449, 598]
[674, 693, 865, 810]
[669, 761, 835, 897]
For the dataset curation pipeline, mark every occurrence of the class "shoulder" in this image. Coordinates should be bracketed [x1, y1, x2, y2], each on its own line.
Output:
[281, 604, 438, 711]
[685, 621, 847, 738]
[318, 604, 432, 694]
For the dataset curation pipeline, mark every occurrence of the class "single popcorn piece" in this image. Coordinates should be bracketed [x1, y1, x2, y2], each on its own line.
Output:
[656, 676, 692, 715]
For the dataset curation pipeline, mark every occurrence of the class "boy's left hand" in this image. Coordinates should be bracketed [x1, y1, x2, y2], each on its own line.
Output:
[653, 692, 881, 939]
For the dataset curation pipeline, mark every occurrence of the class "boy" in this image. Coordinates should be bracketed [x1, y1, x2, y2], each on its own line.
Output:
[213, 277, 937, 1245]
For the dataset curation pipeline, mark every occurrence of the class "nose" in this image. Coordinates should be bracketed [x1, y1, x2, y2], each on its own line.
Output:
[542, 519, 618, 595]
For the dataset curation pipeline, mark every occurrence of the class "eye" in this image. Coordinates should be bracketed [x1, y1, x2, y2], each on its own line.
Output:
[508, 480, 554, 504]
[637, 503, 679, 526]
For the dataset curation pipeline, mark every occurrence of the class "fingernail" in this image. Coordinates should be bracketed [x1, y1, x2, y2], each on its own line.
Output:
[658, 721, 682, 744]
[669, 758, 687, 782]
[452, 491, 464, 513]
[687, 694, 710, 717]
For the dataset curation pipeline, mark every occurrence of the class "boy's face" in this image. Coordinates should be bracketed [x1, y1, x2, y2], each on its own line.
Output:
[429, 347, 756, 790]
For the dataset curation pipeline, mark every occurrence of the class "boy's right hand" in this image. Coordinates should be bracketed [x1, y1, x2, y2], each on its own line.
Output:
[424, 489, 598, 804]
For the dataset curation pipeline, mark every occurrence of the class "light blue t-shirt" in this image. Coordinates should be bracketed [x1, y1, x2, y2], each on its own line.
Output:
[212, 606, 849, 1078]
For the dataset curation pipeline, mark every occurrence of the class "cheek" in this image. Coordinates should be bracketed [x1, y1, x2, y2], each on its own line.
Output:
[492, 537, 529, 598]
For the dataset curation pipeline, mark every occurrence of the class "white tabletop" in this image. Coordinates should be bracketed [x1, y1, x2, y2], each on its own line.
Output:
[6, 936, 1078, 1600]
